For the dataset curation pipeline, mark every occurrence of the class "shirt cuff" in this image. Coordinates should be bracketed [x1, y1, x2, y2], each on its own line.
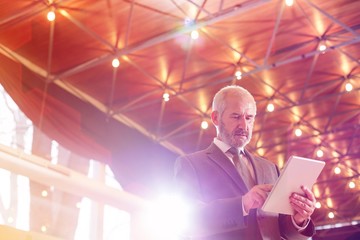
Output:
[291, 216, 310, 231]
[242, 201, 249, 216]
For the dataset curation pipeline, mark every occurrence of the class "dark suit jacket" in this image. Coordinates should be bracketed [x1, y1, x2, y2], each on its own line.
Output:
[174, 143, 315, 240]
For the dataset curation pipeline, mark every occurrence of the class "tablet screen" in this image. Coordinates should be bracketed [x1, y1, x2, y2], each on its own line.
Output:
[261, 156, 325, 215]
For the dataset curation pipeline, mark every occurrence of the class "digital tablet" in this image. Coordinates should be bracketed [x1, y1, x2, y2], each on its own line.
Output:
[261, 156, 325, 215]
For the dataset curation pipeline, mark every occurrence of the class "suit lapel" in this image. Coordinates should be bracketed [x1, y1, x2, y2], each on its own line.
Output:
[206, 143, 248, 192]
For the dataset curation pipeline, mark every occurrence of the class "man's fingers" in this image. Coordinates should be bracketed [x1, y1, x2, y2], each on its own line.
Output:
[252, 187, 270, 206]
[258, 184, 273, 192]
[244, 185, 273, 210]
[290, 188, 317, 222]
[253, 190, 267, 202]
[301, 185, 316, 202]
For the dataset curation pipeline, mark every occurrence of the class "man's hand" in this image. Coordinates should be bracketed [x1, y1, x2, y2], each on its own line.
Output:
[290, 185, 316, 225]
[243, 184, 273, 213]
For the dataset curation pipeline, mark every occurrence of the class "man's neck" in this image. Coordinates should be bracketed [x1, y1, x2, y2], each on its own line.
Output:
[213, 137, 245, 153]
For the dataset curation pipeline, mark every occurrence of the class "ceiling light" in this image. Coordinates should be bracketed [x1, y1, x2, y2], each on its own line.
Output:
[285, 0, 294, 7]
[318, 43, 327, 52]
[235, 70, 242, 80]
[316, 148, 324, 158]
[328, 212, 335, 219]
[112, 58, 120, 68]
[266, 103, 275, 112]
[294, 128, 302, 137]
[47, 10, 56, 22]
[41, 190, 48, 197]
[190, 30, 199, 40]
[163, 92, 170, 102]
[345, 82, 353, 92]
[348, 181, 356, 189]
[201, 120, 209, 130]
[334, 166, 341, 174]
[315, 202, 321, 209]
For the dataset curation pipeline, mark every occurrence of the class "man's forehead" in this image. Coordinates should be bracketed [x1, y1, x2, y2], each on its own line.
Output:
[225, 103, 256, 114]
[222, 94, 256, 112]
[228, 97, 256, 107]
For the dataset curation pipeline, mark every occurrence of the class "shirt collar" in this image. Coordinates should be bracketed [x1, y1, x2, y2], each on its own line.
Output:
[213, 137, 245, 155]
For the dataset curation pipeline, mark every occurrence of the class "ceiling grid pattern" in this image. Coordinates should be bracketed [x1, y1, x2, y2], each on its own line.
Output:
[0, 0, 359, 237]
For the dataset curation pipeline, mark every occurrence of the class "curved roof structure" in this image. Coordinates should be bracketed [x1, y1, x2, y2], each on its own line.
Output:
[0, 1, 359, 238]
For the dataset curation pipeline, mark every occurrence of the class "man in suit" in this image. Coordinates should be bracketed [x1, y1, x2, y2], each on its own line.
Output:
[174, 85, 316, 239]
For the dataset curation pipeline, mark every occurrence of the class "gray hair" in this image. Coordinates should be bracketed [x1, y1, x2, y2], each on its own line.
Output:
[212, 85, 257, 115]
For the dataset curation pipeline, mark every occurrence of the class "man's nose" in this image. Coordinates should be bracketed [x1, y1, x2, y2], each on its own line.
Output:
[237, 117, 247, 128]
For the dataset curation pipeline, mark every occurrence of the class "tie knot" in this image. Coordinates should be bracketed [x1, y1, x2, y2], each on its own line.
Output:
[228, 147, 239, 156]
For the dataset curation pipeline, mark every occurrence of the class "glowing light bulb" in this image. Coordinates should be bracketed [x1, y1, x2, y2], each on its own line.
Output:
[47, 11, 56, 21]
[315, 202, 321, 209]
[318, 43, 327, 52]
[349, 181, 356, 189]
[266, 103, 275, 112]
[328, 212, 334, 219]
[345, 82, 353, 92]
[294, 128, 302, 137]
[41, 190, 48, 197]
[163, 92, 170, 102]
[112, 58, 120, 68]
[191, 30, 199, 39]
[334, 166, 341, 174]
[201, 120, 209, 130]
[285, 0, 294, 7]
[316, 149, 324, 158]
[235, 70, 242, 80]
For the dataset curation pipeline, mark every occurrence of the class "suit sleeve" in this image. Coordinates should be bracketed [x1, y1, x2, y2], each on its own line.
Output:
[279, 214, 315, 240]
[174, 155, 247, 237]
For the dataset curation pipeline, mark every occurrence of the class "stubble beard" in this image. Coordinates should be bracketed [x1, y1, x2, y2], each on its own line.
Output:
[218, 120, 251, 148]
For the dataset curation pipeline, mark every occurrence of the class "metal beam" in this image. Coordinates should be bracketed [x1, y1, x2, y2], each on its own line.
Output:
[0, 44, 185, 156]
[304, 0, 360, 37]
[58, 9, 115, 51]
[52, 0, 272, 80]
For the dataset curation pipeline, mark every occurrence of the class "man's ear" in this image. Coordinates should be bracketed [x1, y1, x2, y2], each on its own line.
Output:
[211, 111, 219, 126]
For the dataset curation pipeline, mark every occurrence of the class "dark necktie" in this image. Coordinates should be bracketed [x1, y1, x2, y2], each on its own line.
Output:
[228, 147, 255, 189]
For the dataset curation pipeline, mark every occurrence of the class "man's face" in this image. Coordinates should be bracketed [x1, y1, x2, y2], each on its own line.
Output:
[214, 94, 256, 148]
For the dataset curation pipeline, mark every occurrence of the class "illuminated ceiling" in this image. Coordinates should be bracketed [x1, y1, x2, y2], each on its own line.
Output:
[0, 0, 359, 238]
